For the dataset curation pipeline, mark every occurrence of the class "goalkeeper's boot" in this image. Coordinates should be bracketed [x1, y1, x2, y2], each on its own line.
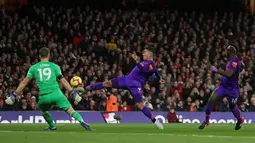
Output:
[44, 126, 57, 131]
[235, 117, 244, 130]
[199, 121, 209, 130]
[80, 121, 92, 131]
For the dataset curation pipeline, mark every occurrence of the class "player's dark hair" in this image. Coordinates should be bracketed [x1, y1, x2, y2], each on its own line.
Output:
[39, 47, 50, 58]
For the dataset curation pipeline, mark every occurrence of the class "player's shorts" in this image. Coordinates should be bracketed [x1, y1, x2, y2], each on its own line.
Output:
[111, 76, 143, 103]
[38, 88, 71, 112]
[215, 85, 239, 104]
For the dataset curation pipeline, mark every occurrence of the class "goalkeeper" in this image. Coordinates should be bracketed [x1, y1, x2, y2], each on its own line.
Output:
[5, 47, 92, 131]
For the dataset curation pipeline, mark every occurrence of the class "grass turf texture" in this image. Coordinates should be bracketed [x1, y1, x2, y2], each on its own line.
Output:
[0, 124, 254, 143]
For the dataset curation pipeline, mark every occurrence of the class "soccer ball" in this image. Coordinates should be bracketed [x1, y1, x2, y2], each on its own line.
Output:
[70, 76, 82, 87]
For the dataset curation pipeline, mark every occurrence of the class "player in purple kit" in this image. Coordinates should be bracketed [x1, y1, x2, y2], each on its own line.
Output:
[86, 49, 164, 129]
[199, 45, 244, 130]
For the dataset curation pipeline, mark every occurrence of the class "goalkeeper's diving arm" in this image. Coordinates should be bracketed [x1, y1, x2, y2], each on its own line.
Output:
[58, 75, 82, 103]
[5, 77, 31, 105]
[58, 75, 73, 93]
[15, 77, 32, 95]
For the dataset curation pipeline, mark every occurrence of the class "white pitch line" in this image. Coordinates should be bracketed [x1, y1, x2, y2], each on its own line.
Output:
[0, 130, 254, 139]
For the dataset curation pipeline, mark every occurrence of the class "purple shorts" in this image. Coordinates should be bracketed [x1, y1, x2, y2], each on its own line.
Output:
[111, 76, 143, 103]
[215, 85, 239, 104]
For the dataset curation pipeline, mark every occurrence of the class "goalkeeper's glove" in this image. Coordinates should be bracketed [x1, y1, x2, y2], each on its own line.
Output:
[5, 92, 17, 105]
[70, 90, 82, 103]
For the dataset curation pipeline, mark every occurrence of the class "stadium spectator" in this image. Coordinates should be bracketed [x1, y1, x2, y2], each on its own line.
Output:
[0, 98, 4, 110]
[250, 100, 255, 112]
[167, 108, 180, 123]
[106, 93, 118, 112]
[0, 5, 254, 112]
[175, 101, 185, 111]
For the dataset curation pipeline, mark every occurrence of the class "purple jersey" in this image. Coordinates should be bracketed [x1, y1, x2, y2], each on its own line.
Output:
[220, 56, 241, 90]
[110, 60, 160, 103]
[127, 60, 160, 85]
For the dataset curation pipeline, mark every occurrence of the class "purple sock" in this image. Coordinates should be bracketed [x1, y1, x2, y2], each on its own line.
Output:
[141, 106, 154, 121]
[205, 104, 213, 123]
[231, 107, 241, 121]
[88, 83, 104, 90]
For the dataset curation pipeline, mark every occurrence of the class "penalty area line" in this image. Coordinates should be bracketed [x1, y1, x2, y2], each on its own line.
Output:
[0, 130, 254, 139]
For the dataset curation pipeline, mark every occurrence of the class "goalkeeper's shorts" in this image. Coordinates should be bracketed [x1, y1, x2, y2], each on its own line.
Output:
[38, 89, 71, 111]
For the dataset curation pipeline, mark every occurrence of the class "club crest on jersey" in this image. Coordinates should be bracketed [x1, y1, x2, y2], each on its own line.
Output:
[149, 65, 153, 70]
[232, 62, 237, 67]
[138, 88, 142, 93]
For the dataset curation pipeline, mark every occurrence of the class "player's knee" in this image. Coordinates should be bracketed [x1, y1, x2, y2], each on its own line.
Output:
[207, 99, 214, 104]
[65, 107, 74, 115]
[136, 102, 144, 110]
[208, 93, 221, 104]
[103, 81, 112, 87]
[229, 104, 236, 110]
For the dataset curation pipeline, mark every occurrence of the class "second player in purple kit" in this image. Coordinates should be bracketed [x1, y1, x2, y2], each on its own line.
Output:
[86, 49, 164, 129]
[199, 45, 244, 130]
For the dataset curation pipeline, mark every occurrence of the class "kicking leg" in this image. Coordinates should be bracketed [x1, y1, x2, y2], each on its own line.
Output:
[86, 76, 127, 90]
[66, 107, 92, 131]
[199, 89, 222, 130]
[86, 82, 106, 90]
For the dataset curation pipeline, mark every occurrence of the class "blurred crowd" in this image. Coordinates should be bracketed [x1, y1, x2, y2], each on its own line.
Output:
[0, 5, 255, 112]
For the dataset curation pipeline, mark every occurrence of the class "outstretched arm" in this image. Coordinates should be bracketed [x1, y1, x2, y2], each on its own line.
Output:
[58, 75, 82, 103]
[55, 65, 82, 103]
[55, 65, 73, 93]
[210, 61, 237, 77]
[5, 77, 31, 105]
[154, 70, 161, 79]
[216, 69, 234, 77]
[15, 77, 32, 95]
[132, 52, 150, 73]
[150, 62, 165, 83]
[131, 52, 140, 64]
[16, 65, 34, 95]
[59, 77, 73, 93]
[154, 70, 165, 83]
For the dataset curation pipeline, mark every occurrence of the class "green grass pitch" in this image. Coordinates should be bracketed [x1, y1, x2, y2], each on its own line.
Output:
[0, 124, 254, 143]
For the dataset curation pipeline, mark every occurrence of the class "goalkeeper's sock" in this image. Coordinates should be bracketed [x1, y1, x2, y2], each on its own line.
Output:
[42, 111, 55, 128]
[204, 104, 213, 123]
[71, 111, 84, 123]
